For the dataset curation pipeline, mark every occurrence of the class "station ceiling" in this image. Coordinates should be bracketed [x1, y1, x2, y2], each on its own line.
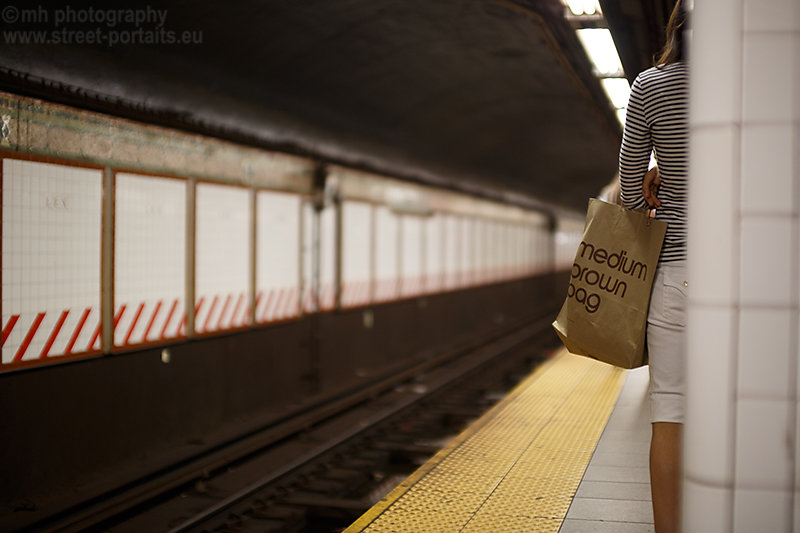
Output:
[0, 0, 673, 214]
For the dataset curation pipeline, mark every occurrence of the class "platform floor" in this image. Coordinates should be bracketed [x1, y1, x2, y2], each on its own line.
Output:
[346, 349, 655, 532]
[561, 364, 653, 532]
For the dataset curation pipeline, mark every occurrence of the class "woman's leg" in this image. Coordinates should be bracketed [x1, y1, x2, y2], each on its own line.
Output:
[651, 421, 682, 533]
[646, 263, 688, 533]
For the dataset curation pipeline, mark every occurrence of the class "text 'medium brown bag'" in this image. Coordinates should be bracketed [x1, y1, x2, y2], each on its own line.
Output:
[552, 198, 667, 369]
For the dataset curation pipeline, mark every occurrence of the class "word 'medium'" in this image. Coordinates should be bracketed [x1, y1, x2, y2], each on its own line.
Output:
[567, 241, 649, 314]
[577, 241, 648, 281]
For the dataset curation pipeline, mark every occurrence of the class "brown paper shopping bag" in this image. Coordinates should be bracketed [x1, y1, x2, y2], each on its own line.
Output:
[552, 198, 667, 369]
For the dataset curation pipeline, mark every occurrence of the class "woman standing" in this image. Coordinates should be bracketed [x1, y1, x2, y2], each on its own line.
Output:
[619, 2, 689, 532]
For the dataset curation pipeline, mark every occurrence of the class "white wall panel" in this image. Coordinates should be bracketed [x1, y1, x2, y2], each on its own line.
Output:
[485, 220, 500, 283]
[319, 205, 336, 311]
[685, 4, 800, 531]
[374, 205, 398, 302]
[532, 225, 543, 275]
[517, 224, 526, 277]
[474, 218, 487, 284]
[195, 183, 251, 334]
[301, 202, 336, 312]
[443, 215, 460, 290]
[114, 173, 186, 347]
[400, 215, 424, 297]
[341, 201, 372, 308]
[2, 158, 102, 364]
[499, 220, 510, 280]
[524, 225, 534, 276]
[424, 215, 444, 293]
[556, 217, 584, 271]
[301, 201, 314, 312]
[256, 190, 300, 323]
[460, 217, 474, 287]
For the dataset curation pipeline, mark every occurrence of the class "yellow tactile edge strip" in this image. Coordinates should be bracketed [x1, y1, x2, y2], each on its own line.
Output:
[345, 349, 627, 533]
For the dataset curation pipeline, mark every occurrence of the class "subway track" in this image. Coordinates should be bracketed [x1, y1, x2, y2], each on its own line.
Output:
[41, 307, 562, 533]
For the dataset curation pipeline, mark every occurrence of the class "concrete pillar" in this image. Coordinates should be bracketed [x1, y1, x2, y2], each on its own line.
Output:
[684, 0, 800, 531]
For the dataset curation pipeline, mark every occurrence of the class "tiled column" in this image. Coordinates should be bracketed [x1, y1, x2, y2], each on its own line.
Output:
[684, 0, 800, 531]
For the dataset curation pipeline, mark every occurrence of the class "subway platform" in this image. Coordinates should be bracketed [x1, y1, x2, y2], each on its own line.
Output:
[345, 349, 654, 532]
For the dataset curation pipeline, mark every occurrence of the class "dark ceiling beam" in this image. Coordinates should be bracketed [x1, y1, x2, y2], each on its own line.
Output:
[599, 0, 676, 83]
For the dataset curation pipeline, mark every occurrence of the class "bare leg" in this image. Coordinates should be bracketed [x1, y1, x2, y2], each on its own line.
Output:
[650, 421, 682, 533]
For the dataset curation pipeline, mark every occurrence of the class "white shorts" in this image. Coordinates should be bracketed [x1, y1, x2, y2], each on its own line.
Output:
[647, 261, 688, 423]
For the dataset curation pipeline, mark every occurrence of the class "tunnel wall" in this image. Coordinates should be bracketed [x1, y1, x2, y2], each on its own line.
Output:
[0, 272, 567, 516]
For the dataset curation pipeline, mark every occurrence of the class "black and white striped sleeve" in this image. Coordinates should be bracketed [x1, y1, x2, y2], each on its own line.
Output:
[618, 74, 651, 210]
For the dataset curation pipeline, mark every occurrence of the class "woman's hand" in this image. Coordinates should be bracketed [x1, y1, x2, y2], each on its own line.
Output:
[643, 166, 661, 208]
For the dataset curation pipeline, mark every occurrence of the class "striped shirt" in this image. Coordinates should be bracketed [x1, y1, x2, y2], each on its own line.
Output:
[619, 61, 688, 264]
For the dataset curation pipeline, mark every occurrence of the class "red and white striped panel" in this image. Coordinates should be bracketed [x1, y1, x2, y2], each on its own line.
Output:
[195, 183, 250, 334]
[400, 215, 423, 297]
[373, 278, 399, 302]
[2, 158, 103, 366]
[298, 284, 336, 313]
[318, 283, 335, 311]
[112, 298, 184, 346]
[2, 307, 101, 363]
[194, 292, 250, 334]
[341, 201, 372, 309]
[341, 280, 371, 308]
[301, 286, 316, 314]
[300, 202, 337, 314]
[423, 273, 444, 294]
[256, 287, 300, 323]
[400, 275, 424, 298]
[114, 173, 186, 348]
[256, 190, 301, 324]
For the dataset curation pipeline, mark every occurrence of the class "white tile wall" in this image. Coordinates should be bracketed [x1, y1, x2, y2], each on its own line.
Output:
[474, 219, 487, 284]
[689, 0, 743, 126]
[2, 159, 102, 363]
[485, 220, 499, 281]
[739, 216, 793, 306]
[340, 201, 372, 309]
[743, 0, 800, 33]
[506, 223, 517, 279]
[733, 488, 792, 533]
[400, 215, 423, 297]
[459, 217, 473, 288]
[300, 201, 336, 311]
[443, 214, 460, 290]
[424, 214, 443, 293]
[687, 125, 738, 306]
[686, 1, 800, 531]
[374, 205, 398, 302]
[737, 308, 793, 398]
[195, 183, 251, 333]
[684, 305, 735, 486]
[741, 33, 798, 123]
[556, 218, 584, 271]
[682, 480, 732, 533]
[301, 201, 315, 313]
[740, 124, 795, 213]
[256, 190, 300, 320]
[734, 399, 794, 489]
[319, 205, 336, 311]
[114, 173, 186, 346]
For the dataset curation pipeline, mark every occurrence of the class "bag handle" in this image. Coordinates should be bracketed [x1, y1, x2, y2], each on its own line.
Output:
[632, 206, 657, 225]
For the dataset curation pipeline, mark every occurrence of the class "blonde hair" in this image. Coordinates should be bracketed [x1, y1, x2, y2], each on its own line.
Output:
[655, 0, 687, 67]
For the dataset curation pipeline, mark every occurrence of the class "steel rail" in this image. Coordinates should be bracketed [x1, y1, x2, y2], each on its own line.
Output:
[167, 313, 556, 532]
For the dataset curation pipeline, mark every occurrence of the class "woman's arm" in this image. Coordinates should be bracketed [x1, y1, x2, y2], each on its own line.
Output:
[619, 75, 652, 210]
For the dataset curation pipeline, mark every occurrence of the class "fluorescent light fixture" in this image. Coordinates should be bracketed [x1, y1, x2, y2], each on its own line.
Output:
[616, 108, 627, 127]
[564, 0, 602, 16]
[601, 78, 631, 109]
[576, 28, 624, 76]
